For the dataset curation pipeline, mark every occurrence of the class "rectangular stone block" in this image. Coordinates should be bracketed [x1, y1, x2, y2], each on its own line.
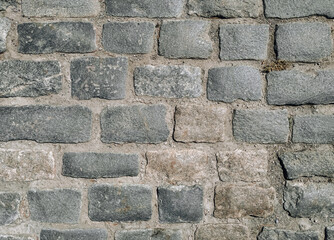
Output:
[258, 227, 319, 240]
[195, 224, 250, 240]
[0, 105, 92, 143]
[0, 18, 10, 53]
[0, 193, 20, 225]
[40, 229, 108, 240]
[326, 226, 334, 240]
[115, 229, 182, 240]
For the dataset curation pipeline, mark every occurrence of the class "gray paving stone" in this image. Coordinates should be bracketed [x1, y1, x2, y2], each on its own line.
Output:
[0, 193, 20, 225]
[258, 227, 319, 240]
[115, 229, 182, 240]
[0, 18, 10, 53]
[40, 229, 108, 240]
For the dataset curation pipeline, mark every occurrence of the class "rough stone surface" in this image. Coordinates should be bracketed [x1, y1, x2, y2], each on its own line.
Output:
[18, 22, 96, 54]
[233, 109, 289, 143]
[101, 105, 169, 144]
[22, 0, 100, 17]
[0, 236, 32, 240]
[40, 229, 108, 240]
[0, 60, 61, 97]
[115, 229, 182, 240]
[195, 224, 250, 240]
[0, 149, 55, 181]
[293, 115, 334, 144]
[220, 24, 269, 60]
[28, 189, 81, 223]
[0, 193, 20, 225]
[71, 57, 128, 100]
[275, 23, 332, 62]
[159, 20, 213, 59]
[207, 66, 262, 102]
[158, 185, 203, 223]
[258, 227, 319, 240]
[105, 0, 184, 18]
[214, 183, 275, 218]
[88, 184, 152, 222]
[134, 65, 202, 98]
[188, 0, 262, 18]
[62, 152, 139, 179]
[0, 105, 92, 143]
[0, 18, 10, 53]
[326, 227, 334, 240]
[0, 0, 16, 11]
[174, 104, 227, 142]
[102, 22, 155, 54]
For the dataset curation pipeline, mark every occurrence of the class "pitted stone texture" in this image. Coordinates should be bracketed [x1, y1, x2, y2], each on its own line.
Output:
[217, 149, 268, 182]
[88, 184, 152, 222]
[0, 60, 61, 97]
[158, 185, 203, 223]
[71, 57, 128, 100]
[40, 229, 108, 240]
[18, 22, 96, 54]
[326, 227, 334, 240]
[0, 0, 16, 11]
[267, 70, 334, 105]
[284, 182, 334, 218]
[0, 149, 54, 182]
[174, 105, 227, 142]
[258, 227, 319, 240]
[220, 24, 269, 60]
[275, 23, 332, 62]
[159, 20, 213, 59]
[195, 224, 250, 240]
[101, 105, 169, 144]
[0, 105, 92, 143]
[0, 18, 10, 53]
[214, 183, 275, 218]
[115, 229, 182, 240]
[293, 115, 334, 144]
[233, 109, 289, 143]
[102, 22, 155, 54]
[0, 236, 32, 240]
[62, 152, 139, 179]
[22, 0, 100, 17]
[188, 0, 262, 18]
[134, 65, 202, 98]
[0, 193, 20, 225]
[28, 189, 81, 223]
[207, 66, 262, 103]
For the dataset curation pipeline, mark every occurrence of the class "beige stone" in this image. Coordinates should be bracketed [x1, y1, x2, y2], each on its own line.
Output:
[195, 224, 250, 240]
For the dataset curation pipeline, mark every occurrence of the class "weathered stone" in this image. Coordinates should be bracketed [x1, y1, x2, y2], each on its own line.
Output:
[88, 184, 152, 222]
[28, 189, 81, 223]
[217, 149, 268, 182]
[62, 152, 139, 179]
[0, 105, 92, 143]
[0, 0, 17, 11]
[115, 229, 182, 240]
[101, 105, 169, 144]
[134, 65, 202, 98]
[0, 60, 61, 97]
[326, 226, 334, 240]
[284, 182, 334, 218]
[0, 18, 10, 53]
[195, 224, 250, 240]
[233, 109, 289, 143]
[22, 0, 100, 17]
[0, 193, 20, 225]
[0, 149, 54, 181]
[258, 227, 319, 240]
[214, 183, 275, 218]
[220, 24, 269, 60]
[174, 104, 227, 142]
[293, 115, 334, 144]
[102, 22, 155, 54]
[159, 20, 213, 59]
[275, 23, 332, 62]
[267, 70, 334, 105]
[40, 229, 108, 240]
[105, 0, 184, 18]
[188, 0, 262, 18]
[18, 22, 96, 54]
[207, 66, 262, 103]
[158, 185, 203, 223]
[0, 236, 32, 240]
[71, 57, 128, 100]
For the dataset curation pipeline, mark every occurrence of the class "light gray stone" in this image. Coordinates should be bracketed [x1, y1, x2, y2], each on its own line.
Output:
[0, 18, 10, 53]
[115, 229, 182, 240]
[0, 236, 32, 240]
[40, 229, 108, 240]
[258, 227, 319, 240]
[0, 193, 20, 225]
[0, 0, 17, 11]
[195, 224, 250, 240]
[326, 226, 334, 240]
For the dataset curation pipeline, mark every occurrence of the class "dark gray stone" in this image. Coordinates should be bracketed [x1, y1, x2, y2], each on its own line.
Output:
[233, 109, 289, 143]
[105, 0, 184, 18]
[158, 185, 203, 223]
[0, 0, 16, 11]
[101, 105, 169, 143]
[62, 152, 139, 179]
[40, 229, 108, 240]
[0, 105, 92, 143]
[220, 24, 269, 60]
[267, 70, 334, 105]
[293, 115, 334, 144]
[0, 193, 20, 225]
[71, 57, 128, 100]
[0, 60, 61, 97]
[258, 227, 319, 240]
[115, 229, 182, 240]
[18, 22, 96, 54]
[102, 22, 155, 54]
[134, 65, 202, 98]
[28, 189, 81, 223]
[207, 66, 262, 103]
[275, 23, 332, 62]
[326, 226, 334, 240]
[88, 184, 152, 222]
[159, 20, 213, 59]
[0, 18, 11, 53]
